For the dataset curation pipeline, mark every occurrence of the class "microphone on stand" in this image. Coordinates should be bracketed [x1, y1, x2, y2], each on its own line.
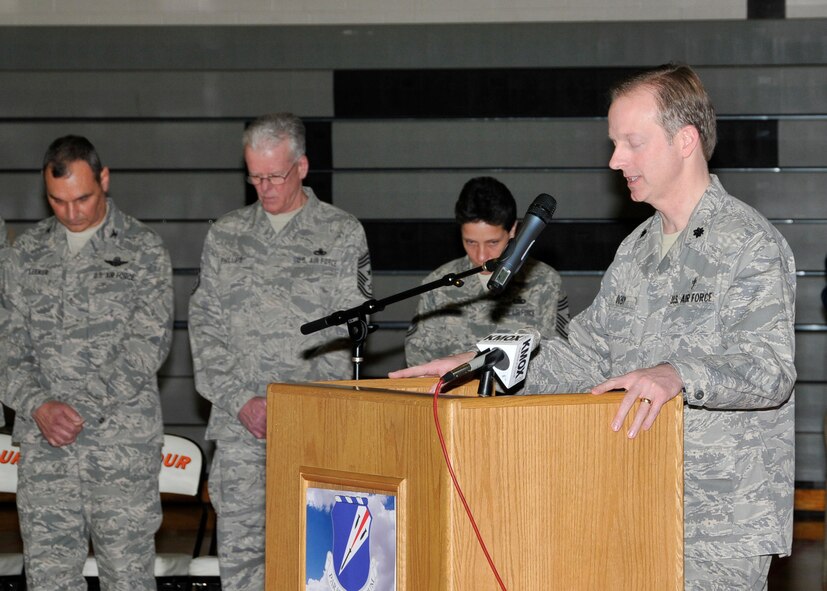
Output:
[487, 193, 557, 293]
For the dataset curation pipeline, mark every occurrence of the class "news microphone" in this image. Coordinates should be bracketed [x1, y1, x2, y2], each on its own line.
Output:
[475, 330, 538, 390]
[487, 193, 557, 293]
[440, 330, 538, 390]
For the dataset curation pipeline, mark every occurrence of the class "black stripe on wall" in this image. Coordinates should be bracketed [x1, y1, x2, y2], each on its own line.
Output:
[748, 0, 785, 19]
[364, 220, 641, 272]
[711, 120, 778, 169]
[334, 68, 642, 118]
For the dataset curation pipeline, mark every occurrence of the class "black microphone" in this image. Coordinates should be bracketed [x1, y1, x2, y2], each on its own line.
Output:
[486, 193, 557, 293]
[440, 348, 507, 386]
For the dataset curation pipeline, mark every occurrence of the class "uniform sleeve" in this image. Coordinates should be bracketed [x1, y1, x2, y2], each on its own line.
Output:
[541, 268, 570, 340]
[188, 228, 260, 419]
[340, 221, 373, 307]
[526, 278, 614, 395]
[87, 240, 174, 410]
[4, 248, 54, 418]
[309, 220, 374, 376]
[667, 232, 796, 409]
[554, 291, 570, 340]
[404, 285, 440, 367]
[0, 240, 9, 427]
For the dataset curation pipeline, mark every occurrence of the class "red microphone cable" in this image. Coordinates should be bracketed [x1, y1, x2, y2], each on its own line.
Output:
[432, 378, 507, 591]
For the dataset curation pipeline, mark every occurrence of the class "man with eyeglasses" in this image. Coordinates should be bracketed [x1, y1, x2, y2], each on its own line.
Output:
[189, 112, 373, 591]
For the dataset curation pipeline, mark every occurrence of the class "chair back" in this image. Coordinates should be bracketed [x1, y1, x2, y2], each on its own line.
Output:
[159, 434, 203, 497]
[0, 434, 20, 494]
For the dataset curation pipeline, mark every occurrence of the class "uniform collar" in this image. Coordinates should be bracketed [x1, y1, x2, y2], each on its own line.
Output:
[252, 187, 318, 235]
[44, 198, 123, 256]
[635, 174, 725, 273]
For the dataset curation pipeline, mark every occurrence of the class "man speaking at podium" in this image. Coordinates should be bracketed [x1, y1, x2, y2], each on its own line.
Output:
[391, 64, 795, 590]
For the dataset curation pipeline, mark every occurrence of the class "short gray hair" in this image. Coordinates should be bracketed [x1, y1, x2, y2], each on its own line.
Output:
[611, 64, 717, 161]
[242, 112, 306, 158]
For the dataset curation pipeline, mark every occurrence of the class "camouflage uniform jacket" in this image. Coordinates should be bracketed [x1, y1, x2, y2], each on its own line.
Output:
[189, 188, 373, 442]
[405, 256, 569, 367]
[0, 217, 8, 428]
[4, 200, 173, 446]
[526, 175, 796, 560]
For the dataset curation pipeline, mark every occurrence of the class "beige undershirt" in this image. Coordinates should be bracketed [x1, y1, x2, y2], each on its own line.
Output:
[65, 205, 108, 255]
[661, 230, 682, 261]
[477, 272, 491, 290]
[264, 207, 302, 234]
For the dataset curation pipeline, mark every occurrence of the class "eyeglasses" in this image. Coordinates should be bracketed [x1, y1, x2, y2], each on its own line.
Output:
[246, 160, 298, 186]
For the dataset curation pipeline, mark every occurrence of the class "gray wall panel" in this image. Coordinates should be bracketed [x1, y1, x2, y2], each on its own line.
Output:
[160, 329, 195, 378]
[779, 120, 827, 167]
[159, 376, 211, 425]
[333, 120, 612, 169]
[150, 221, 210, 268]
[335, 170, 643, 220]
[776, 223, 827, 271]
[0, 71, 333, 118]
[796, 433, 825, 482]
[114, 173, 246, 220]
[0, 21, 825, 70]
[363, 326, 407, 376]
[797, 276, 827, 324]
[795, 332, 827, 382]
[714, 171, 827, 220]
[369, 273, 423, 323]
[797, 384, 827, 433]
[174, 275, 198, 322]
[0, 122, 245, 170]
[699, 66, 827, 115]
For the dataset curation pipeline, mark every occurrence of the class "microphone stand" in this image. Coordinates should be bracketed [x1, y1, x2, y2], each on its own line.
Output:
[477, 367, 496, 397]
[301, 260, 498, 380]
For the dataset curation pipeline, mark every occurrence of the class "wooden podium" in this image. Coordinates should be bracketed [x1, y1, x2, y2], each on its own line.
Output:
[266, 378, 683, 590]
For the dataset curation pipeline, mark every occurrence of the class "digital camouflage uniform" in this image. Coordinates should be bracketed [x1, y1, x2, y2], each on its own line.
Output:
[189, 188, 372, 591]
[524, 176, 796, 582]
[405, 256, 569, 392]
[4, 200, 173, 591]
[0, 217, 8, 429]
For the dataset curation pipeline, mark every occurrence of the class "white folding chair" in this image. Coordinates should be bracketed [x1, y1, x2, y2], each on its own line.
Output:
[83, 433, 205, 590]
[0, 433, 25, 590]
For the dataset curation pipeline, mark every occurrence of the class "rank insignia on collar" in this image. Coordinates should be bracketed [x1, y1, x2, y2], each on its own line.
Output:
[105, 257, 128, 267]
[693, 227, 704, 238]
[313, 248, 328, 256]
